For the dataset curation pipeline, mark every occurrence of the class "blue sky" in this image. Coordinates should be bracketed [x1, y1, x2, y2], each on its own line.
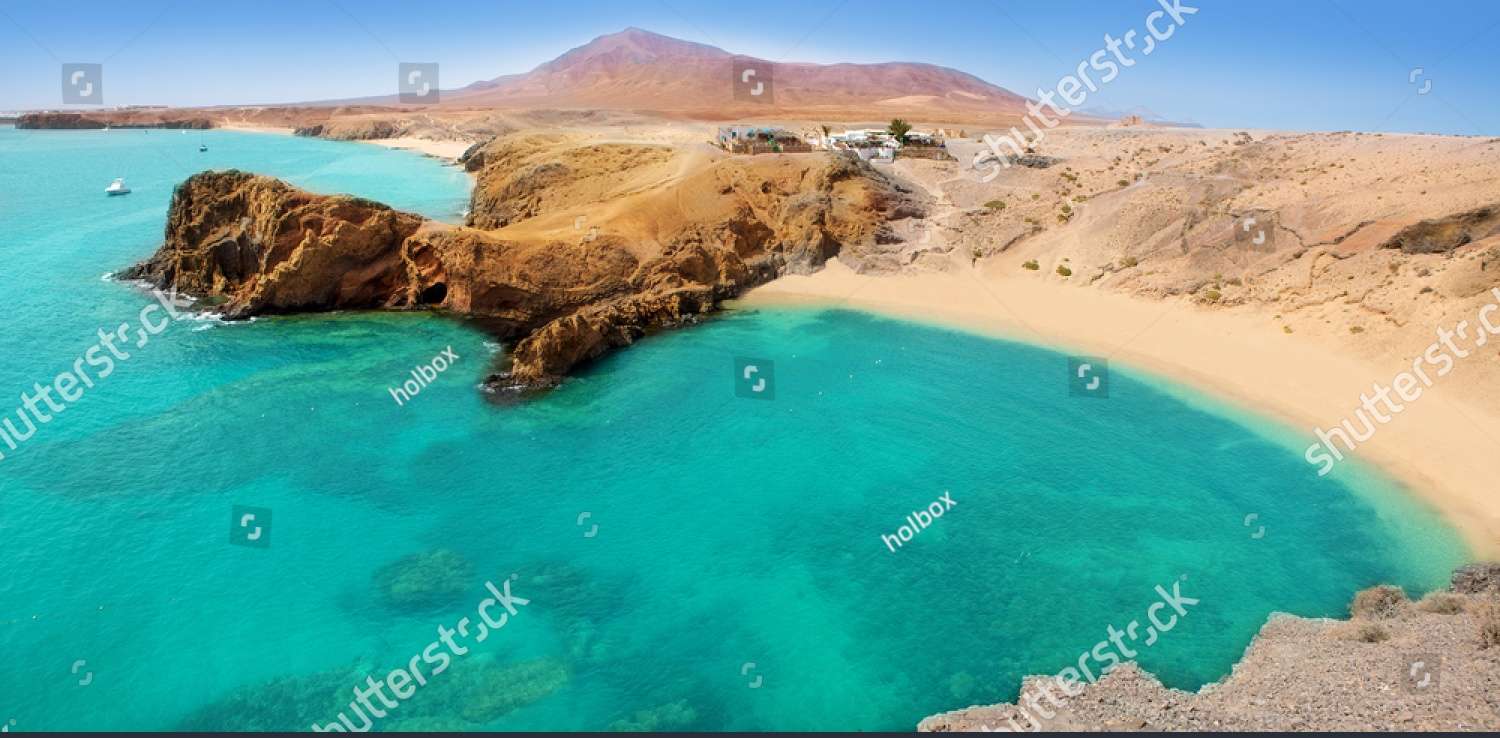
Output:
[1, 0, 1496, 134]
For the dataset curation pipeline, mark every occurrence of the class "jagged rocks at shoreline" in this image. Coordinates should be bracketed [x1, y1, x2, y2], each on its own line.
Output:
[123, 139, 920, 394]
[918, 563, 1500, 732]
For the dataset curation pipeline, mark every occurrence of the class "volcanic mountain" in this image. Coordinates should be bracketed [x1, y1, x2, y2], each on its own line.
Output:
[440, 27, 1032, 122]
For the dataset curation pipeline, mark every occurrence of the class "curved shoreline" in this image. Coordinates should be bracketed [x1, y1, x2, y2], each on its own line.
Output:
[737, 261, 1500, 558]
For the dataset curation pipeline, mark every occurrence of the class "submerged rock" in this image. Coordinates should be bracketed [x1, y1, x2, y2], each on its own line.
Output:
[608, 700, 699, 732]
[373, 549, 475, 611]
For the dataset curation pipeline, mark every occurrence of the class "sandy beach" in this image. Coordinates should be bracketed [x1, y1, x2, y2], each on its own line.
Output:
[360, 136, 473, 161]
[218, 122, 471, 162]
[740, 260, 1500, 557]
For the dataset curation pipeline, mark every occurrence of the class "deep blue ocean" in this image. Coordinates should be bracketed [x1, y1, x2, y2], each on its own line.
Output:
[0, 126, 1469, 731]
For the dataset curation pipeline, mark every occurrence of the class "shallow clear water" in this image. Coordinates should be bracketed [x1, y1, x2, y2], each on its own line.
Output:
[0, 127, 1470, 731]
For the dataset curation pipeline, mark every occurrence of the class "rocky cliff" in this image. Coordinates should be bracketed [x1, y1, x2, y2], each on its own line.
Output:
[919, 563, 1500, 732]
[124, 141, 920, 392]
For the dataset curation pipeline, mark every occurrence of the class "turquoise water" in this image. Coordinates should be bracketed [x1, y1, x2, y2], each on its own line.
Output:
[0, 127, 1470, 731]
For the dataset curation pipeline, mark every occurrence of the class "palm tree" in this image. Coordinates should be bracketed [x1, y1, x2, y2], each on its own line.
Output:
[887, 118, 913, 145]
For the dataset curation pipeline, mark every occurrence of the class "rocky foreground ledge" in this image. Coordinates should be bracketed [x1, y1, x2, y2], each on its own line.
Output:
[920, 563, 1500, 732]
[122, 142, 918, 392]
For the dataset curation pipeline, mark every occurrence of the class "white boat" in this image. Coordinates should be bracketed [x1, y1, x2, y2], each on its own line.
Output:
[105, 178, 131, 196]
[198, 144, 208, 152]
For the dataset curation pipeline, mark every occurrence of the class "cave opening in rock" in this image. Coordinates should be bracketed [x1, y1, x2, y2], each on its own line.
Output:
[418, 283, 448, 305]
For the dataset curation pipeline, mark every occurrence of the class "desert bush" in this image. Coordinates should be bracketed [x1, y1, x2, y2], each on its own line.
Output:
[1415, 591, 1464, 614]
[984, 199, 1006, 210]
[1350, 585, 1408, 620]
[1121, 256, 1139, 268]
[1022, 260, 1039, 270]
[1056, 265, 1072, 277]
[1479, 600, 1500, 648]
[1203, 289, 1222, 303]
[1338, 621, 1390, 643]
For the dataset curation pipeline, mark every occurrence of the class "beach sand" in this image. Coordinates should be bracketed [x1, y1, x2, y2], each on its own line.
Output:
[218, 123, 471, 162]
[739, 258, 1500, 557]
[360, 137, 472, 161]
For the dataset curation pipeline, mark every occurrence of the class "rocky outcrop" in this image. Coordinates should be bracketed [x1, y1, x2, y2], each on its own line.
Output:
[1453, 562, 1500, 594]
[16, 111, 212, 129]
[293, 119, 403, 141]
[1379, 204, 1500, 254]
[124, 146, 917, 393]
[919, 564, 1500, 732]
[16, 112, 106, 129]
[120, 171, 426, 318]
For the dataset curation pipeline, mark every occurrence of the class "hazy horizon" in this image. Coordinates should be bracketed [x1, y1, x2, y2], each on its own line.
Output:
[2, 0, 1497, 135]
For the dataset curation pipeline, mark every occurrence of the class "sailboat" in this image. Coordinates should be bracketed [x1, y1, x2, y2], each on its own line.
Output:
[198, 133, 208, 152]
[105, 178, 131, 196]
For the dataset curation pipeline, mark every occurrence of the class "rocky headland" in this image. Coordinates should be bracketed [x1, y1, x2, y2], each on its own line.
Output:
[122, 135, 922, 392]
[16, 111, 213, 129]
[919, 563, 1500, 732]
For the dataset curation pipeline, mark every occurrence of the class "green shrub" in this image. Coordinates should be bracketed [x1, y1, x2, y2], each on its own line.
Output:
[1056, 265, 1072, 277]
[984, 199, 1005, 210]
[1121, 256, 1139, 268]
[1345, 622, 1390, 643]
[1022, 260, 1039, 270]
